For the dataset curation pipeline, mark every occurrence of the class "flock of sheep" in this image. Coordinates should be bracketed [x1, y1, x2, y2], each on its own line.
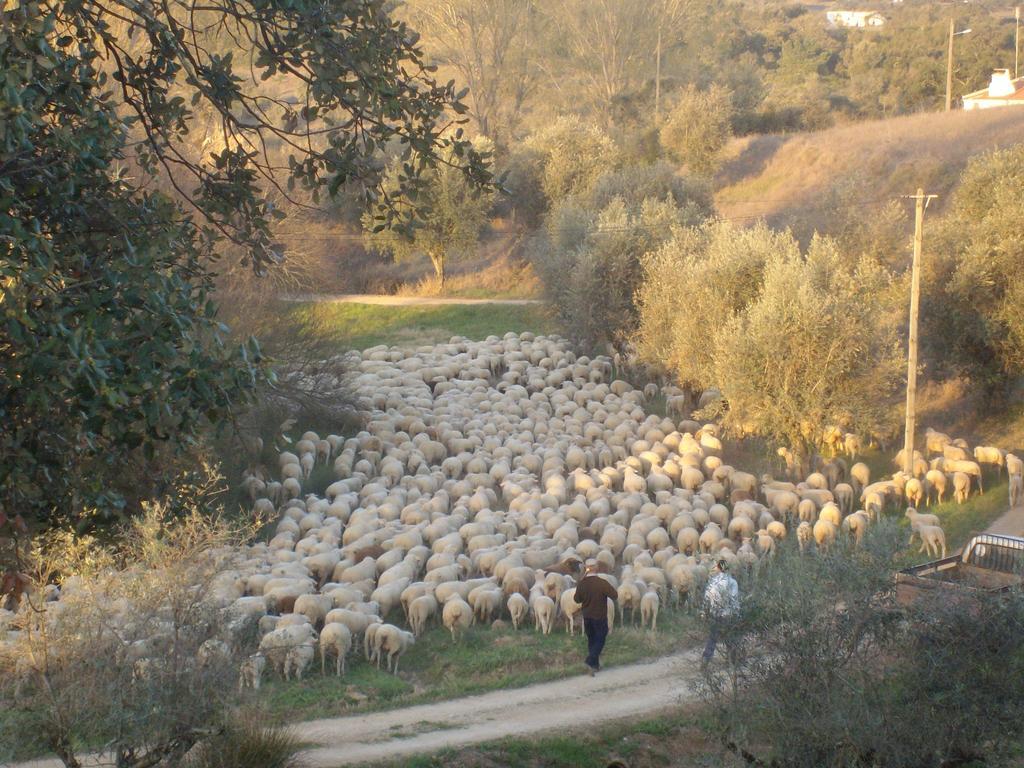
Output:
[3, 331, 1020, 694]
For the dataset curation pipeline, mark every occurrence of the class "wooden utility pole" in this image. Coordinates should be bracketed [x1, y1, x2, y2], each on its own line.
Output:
[946, 18, 955, 112]
[1016, 6, 1021, 79]
[655, 28, 662, 123]
[903, 188, 937, 475]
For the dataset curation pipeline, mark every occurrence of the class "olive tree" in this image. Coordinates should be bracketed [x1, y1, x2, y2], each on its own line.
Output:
[533, 160, 713, 350]
[635, 220, 797, 403]
[363, 140, 496, 287]
[945, 146, 1024, 385]
[711, 237, 903, 473]
[523, 116, 621, 204]
[659, 85, 734, 175]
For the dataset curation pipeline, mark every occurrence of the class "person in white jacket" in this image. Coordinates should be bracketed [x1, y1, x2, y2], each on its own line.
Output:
[701, 558, 739, 667]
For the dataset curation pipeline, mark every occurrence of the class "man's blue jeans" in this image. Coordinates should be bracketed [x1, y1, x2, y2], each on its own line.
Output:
[703, 620, 722, 662]
[584, 617, 609, 669]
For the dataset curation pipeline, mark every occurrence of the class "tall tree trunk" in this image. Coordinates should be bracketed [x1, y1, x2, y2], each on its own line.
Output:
[429, 251, 446, 289]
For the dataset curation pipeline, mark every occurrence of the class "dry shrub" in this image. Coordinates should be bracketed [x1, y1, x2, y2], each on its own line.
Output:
[0, 500, 265, 768]
[185, 717, 302, 768]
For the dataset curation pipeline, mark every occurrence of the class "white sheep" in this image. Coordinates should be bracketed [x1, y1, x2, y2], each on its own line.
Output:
[408, 595, 439, 637]
[319, 622, 353, 676]
[639, 590, 659, 631]
[441, 596, 473, 642]
[530, 594, 556, 635]
[238, 653, 266, 692]
[1011, 473, 1023, 508]
[916, 524, 947, 559]
[284, 643, 315, 681]
[373, 624, 415, 673]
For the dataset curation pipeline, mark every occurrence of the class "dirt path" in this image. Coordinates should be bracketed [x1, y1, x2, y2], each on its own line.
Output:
[284, 293, 543, 306]
[984, 503, 1024, 536]
[296, 649, 699, 767]
[8, 651, 701, 768]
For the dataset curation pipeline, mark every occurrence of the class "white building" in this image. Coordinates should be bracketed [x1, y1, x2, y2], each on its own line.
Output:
[962, 69, 1024, 110]
[826, 11, 886, 28]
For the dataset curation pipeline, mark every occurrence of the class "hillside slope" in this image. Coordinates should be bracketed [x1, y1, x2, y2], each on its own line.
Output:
[715, 108, 1024, 230]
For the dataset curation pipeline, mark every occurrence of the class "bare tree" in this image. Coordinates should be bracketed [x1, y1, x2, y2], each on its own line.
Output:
[407, 0, 538, 142]
[549, 0, 691, 115]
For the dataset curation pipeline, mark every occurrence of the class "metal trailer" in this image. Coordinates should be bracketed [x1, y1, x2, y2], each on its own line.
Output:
[895, 533, 1024, 605]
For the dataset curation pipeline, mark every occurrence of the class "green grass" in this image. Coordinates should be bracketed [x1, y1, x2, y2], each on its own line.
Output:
[361, 711, 726, 768]
[252, 608, 701, 724]
[290, 301, 556, 350]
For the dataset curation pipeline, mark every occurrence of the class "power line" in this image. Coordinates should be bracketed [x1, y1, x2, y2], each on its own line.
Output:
[272, 197, 895, 240]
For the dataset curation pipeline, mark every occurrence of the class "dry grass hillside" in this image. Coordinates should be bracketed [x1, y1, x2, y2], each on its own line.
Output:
[715, 107, 1024, 230]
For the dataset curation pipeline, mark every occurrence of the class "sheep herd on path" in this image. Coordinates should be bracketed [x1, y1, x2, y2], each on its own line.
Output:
[3, 332, 1022, 693]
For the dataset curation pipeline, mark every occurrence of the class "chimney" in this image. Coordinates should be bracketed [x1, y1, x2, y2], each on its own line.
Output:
[988, 69, 1017, 97]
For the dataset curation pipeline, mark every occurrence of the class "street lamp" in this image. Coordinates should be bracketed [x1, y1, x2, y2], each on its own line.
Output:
[946, 21, 972, 112]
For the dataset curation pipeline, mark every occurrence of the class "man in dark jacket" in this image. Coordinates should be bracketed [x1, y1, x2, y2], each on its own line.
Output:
[573, 560, 618, 675]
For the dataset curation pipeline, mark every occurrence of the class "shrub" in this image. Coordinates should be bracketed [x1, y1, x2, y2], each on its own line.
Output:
[532, 160, 713, 351]
[524, 116, 621, 204]
[711, 237, 903, 471]
[702, 523, 1024, 768]
[0, 503, 262, 768]
[659, 85, 734, 175]
[186, 719, 302, 768]
[635, 220, 796, 400]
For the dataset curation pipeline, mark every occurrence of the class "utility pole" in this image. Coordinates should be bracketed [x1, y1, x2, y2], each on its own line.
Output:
[655, 28, 662, 123]
[1016, 6, 1021, 79]
[945, 21, 971, 111]
[903, 188, 938, 476]
[946, 18, 955, 112]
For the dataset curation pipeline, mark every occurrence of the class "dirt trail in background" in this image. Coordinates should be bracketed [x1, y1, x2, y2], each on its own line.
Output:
[296, 650, 699, 767]
[284, 293, 543, 306]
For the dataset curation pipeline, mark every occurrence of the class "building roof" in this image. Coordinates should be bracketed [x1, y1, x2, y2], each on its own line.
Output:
[963, 71, 1024, 103]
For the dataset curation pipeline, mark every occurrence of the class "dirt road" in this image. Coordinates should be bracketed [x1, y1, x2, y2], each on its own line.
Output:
[297, 649, 699, 767]
[284, 293, 543, 306]
[984, 503, 1024, 537]
[8, 651, 701, 768]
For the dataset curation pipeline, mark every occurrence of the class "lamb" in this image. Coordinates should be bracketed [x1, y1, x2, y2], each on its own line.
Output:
[442, 596, 474, 642]
[812, 519, 835, 552]
[973, 446, 1005, 476]
[1011, 473, 1024, 509]
[238, 653, 266, 692]
[374, 624, 415, 673]
[319, 622, 353, 676]
[916, 524, 947, 559]
[952, 472, 971, 504]
[408, 595, 439, 637]
[639, 590, 660, 631]
[530, 594, 556, 635]
[283, 643, 315, 681]
[507, 593, 529, 630]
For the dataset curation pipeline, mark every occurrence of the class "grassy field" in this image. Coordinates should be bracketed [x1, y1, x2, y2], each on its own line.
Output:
[290, 301, 556, 350]
[253, 609, 703, 723]
[714, 107, 1024, 230]
[366, 710, 736, 768]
